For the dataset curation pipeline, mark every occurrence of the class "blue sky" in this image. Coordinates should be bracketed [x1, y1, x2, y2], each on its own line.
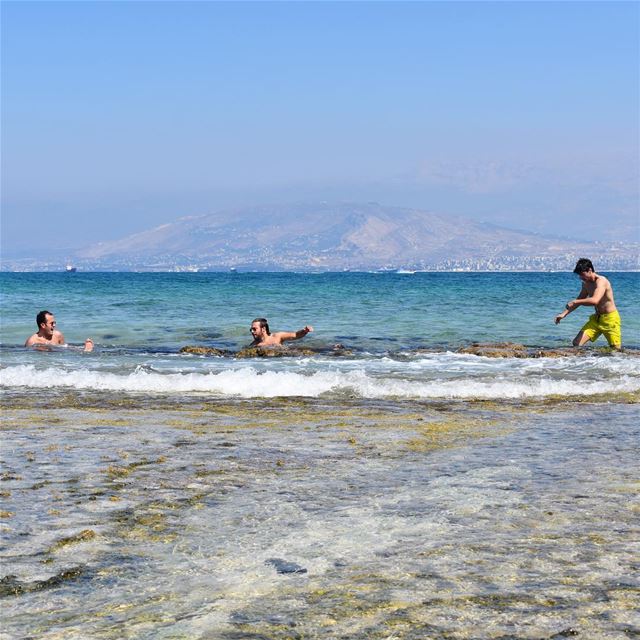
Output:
[1, 1, 638, 257]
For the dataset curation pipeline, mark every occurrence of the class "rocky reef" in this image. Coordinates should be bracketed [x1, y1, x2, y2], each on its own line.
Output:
[179, 342, 636, 359]
[457, 342, 637, 358]
[180, 345, 354, 358]
[179, 346, 229, 356]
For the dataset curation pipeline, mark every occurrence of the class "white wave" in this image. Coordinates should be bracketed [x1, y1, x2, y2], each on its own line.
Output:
[1, 364, 638, 399]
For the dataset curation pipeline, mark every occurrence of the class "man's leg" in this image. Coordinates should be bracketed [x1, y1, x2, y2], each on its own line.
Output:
[574, 314, 599, 347]
[603, 331, 622, 350]
[572, 330, 592, 347]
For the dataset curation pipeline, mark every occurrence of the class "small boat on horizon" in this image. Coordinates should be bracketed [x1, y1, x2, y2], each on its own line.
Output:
[65, 264, 77, 273]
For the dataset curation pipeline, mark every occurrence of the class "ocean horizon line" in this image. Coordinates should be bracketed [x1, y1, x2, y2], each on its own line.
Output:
[3, 268, 640, 274]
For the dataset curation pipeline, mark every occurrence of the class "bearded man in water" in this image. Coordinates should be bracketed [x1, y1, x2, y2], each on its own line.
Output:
[249, 318, 313, 347]
[555, 258, 621, 350]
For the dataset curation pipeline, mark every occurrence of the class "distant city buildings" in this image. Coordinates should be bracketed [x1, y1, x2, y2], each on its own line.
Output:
[2, 252, 638, 273]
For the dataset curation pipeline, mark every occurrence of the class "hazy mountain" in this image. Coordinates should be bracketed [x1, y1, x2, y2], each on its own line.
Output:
[73, 202, 638, 271]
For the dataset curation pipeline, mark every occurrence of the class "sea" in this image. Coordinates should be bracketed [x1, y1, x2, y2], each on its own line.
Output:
[1, 271, 639, 639]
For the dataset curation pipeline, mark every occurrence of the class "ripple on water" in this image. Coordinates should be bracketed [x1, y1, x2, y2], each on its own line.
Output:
[0, 399, 638, 639]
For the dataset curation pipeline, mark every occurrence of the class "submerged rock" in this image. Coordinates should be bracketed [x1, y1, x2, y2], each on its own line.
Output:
[549, 628, 580, 638]
[236, 347, 316, 359]
[49, 529, 96, 552]
[179, 346, 229, 356]
[329, 344, 355, 356]
[0, 566, 86, 597]
[181, 345, 317, 358]
[182, 341, 637, 359]
[458, 342, 529, 358]
[265, 557, 308, 574]
[457, 342, 638, 358]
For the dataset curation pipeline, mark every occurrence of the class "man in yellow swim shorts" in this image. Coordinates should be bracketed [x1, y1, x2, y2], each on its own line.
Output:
[555, 258, 621, 349]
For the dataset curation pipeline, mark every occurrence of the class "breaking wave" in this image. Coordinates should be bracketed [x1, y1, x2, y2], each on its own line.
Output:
[2, 360, 639, 400]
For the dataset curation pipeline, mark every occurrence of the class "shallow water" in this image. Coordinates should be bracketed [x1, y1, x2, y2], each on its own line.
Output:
[1, 272, 639, 638]
[1, 395, 638, 639]
[2, 272, 639, 403]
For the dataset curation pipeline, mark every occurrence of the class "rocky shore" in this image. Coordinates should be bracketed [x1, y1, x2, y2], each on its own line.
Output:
[179, 342, 637, 359]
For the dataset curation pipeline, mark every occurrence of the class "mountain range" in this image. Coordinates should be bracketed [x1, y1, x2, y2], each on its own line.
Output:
[71, 202, 638, 271]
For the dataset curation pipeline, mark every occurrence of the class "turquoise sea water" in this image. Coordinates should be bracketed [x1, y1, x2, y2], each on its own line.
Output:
[1, 272, 638, 347]
[1, 272, 639, 638]
[1, 271, 639, 399]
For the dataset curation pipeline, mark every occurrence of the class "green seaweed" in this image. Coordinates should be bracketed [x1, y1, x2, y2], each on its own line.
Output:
[0, 566, 86, 597]
[48, 529, 96, 552]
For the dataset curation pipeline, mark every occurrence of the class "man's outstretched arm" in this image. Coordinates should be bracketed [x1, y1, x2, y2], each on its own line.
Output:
[275, 325, 314, 343]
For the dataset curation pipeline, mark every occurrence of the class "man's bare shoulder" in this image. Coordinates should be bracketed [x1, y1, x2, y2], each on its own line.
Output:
[594, 274, 612, 290]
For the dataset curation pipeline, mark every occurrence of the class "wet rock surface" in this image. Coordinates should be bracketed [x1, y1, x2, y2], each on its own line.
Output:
[180, 342, 638, 359]
[181, 345, 354, 358]
[0, 567, 87, 597]
[235, 346, 317, 358]
[457, 342, 639, 358]
[266, 558, 308, 575]
[179, 346, 230, 356]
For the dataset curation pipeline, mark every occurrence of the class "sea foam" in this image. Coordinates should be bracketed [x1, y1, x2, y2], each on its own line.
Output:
[2, 362, 638, 399]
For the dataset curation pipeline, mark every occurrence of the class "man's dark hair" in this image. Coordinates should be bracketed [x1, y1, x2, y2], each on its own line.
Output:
[253, 317, 270, 335]
[573, 258, 594, 274]
[36, 310, 52, 327]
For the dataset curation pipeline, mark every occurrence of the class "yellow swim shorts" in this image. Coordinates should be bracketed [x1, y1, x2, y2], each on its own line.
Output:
[580, 310, 622, 348]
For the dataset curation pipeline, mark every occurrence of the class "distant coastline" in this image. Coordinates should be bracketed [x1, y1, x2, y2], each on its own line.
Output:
[3, 202, 638, 273]
[2, 266, 639, 274]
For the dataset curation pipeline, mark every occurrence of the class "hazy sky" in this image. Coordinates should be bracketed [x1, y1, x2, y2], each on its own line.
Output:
[2, 1, 638, 257]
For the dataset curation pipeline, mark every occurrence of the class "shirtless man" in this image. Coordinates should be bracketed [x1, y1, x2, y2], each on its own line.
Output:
[555, 259, 621, 349]
[25, 310, 94, 352]
[249, 318, 313, 347]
